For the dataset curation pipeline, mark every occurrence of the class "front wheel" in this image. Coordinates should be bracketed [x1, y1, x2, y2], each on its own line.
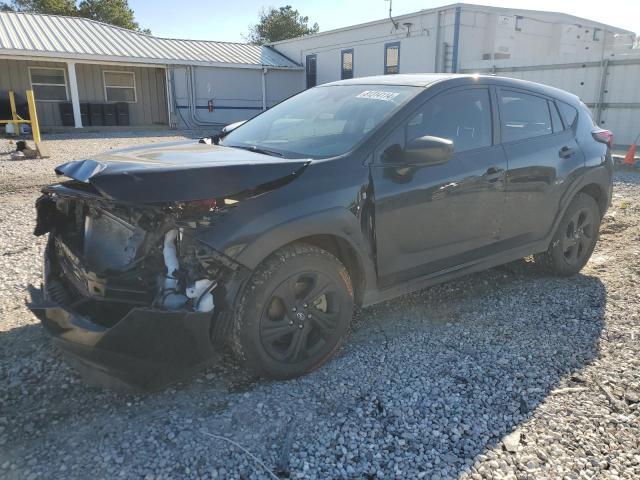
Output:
[231, 243, 354, 379]
[535, 193, 601, 276]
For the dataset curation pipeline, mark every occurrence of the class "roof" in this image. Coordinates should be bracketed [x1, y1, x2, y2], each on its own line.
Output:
[270, 2, 633, 46]
[325, 73, 458, 87]
[0, 11, 301, 69]
[324, 73, 580, 104]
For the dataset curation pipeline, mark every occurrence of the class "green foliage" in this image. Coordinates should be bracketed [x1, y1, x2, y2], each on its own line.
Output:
[78, 0, 140, 31]
[9, 0, 76, 15]
[247, 5, 318, 45]
[3, 0, 148, 33]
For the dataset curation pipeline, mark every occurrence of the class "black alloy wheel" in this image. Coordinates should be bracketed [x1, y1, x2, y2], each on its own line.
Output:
[231, 243, 353, 379]
[561, 207, 596, 267]
[260, 270, 343, 364]
[535, 193, 601, 276]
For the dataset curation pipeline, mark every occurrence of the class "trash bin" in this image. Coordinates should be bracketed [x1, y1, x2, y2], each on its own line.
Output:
[59, 102, 75, 127]
[80, 103, 90, 126]
[103, 103, 117, 126]
[116, 102, 130, 126]
[0, 90, 29, 121]
[89, 104, 103, 126]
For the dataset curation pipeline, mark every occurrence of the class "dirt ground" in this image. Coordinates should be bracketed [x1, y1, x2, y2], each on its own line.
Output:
[0, 132, 639, 479]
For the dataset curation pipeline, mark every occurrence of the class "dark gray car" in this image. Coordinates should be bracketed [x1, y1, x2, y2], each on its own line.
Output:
[30, 74, 613, 389]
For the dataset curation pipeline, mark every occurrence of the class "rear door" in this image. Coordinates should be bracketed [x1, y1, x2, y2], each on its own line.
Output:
[371, 86, 508, 286]
[498, 89, 585, 245]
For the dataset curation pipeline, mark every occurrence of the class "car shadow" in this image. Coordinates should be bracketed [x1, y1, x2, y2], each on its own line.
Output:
[328, 264, 607, 477]
[0, 263, 606, 478]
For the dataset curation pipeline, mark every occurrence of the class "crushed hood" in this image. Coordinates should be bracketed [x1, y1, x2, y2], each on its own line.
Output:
[55, 141, 310, 203]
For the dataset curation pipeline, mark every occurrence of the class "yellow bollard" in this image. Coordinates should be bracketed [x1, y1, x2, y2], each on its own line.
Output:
[25, 89, 49, 158]
[25, 90, 41, 145]
[8, 91, 18, 136]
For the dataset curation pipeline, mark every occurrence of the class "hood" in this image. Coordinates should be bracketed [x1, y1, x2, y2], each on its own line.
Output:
[54, 141, 310, 203]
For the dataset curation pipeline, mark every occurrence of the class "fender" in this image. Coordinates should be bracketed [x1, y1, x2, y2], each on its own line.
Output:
[222, 207, 377, 290]
[199, 203, 376, 288]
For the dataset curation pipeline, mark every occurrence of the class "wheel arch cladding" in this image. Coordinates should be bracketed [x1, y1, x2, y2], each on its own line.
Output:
[291, 235, 365, 306]
[226, 208, 376, 305]
[578, 183, 608, 217]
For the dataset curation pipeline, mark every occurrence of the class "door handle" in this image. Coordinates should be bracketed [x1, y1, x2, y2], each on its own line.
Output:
[559, 146, 575, 158]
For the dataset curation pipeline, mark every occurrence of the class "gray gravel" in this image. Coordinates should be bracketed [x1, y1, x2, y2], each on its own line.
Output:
[1, 132, 639, 479]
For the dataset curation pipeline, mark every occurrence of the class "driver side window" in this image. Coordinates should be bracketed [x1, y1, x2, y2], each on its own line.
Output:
[406, 88, 492, 153]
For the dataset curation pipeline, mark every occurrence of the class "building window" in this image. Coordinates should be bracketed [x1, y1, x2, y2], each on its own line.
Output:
[593, 28, 602, 41]
[341, 49, 354, 80]
[103, 71, 136, 103]
[29, 67, 68, 101]
[305, 54, 317, 88]
[384, 42, 400, 74]
[515, 15, 524, 32]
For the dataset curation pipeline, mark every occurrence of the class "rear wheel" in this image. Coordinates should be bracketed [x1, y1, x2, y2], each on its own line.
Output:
[535, 193, 601, 276]
[231, 243, 353, 379]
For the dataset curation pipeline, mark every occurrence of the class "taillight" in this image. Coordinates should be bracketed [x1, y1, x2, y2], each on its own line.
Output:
[592, 128, 613, 147]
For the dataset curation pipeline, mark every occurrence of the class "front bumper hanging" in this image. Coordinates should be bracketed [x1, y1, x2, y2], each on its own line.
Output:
[28, 239, 221, 391]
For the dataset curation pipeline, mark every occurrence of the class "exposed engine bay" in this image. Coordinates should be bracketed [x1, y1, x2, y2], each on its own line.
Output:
[34, 181, 245, 329]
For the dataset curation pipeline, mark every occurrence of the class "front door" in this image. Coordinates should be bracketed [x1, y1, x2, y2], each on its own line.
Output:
[371, 86, 508, 286]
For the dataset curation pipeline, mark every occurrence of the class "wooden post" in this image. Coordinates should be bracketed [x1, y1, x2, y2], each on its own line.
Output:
[26, 89, 49, 158]
[8, 91, 19, 136]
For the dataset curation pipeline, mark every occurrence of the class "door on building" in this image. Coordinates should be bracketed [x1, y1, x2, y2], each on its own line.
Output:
[371, 86, 508, 286]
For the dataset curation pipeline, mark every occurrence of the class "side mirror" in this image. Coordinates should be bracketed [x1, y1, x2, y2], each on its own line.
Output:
[404, 135, 453, 165]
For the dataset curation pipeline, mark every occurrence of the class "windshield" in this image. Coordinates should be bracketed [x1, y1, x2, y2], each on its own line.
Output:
[222, 85, 420, 159]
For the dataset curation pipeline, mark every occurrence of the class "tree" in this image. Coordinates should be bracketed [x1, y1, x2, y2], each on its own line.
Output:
[2, 0, 149, 33]
[8, 0, 77, 15]
[246, 5, 318, 45]
[78, 0, 144, 32]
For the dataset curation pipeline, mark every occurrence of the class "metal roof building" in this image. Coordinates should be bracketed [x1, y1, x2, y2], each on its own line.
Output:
[0, 11, 301, 130]
[0, 11, 299, 69]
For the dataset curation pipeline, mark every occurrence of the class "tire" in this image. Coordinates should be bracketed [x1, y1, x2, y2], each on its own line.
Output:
[534, 193, 601, 276]
[231, 243, 354, 379]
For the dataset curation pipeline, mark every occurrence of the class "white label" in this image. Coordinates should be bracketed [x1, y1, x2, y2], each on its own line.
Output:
[356, 90, 400, 101]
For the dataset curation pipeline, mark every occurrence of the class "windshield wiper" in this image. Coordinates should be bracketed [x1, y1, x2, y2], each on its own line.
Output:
[230, 145, 285, 158]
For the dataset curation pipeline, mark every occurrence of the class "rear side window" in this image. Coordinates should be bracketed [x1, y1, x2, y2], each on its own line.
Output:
[556, 101, 578, 128]
[405, 88, 492, 153]
[549, 100, 564, 133]
[500, 90, 552, 142]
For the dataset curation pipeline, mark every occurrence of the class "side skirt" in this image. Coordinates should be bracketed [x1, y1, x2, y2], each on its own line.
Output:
[361, 239, 549, 307]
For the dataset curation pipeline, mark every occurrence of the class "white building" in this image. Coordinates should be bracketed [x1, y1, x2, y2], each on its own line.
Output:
[271, 2, 635, 88]
[269, 3, 639, 144]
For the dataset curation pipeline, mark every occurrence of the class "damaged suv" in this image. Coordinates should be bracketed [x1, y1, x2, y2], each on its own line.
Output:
[30, 74, 613, 389]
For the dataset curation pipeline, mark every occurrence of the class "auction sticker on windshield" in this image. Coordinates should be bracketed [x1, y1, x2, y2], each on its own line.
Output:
[356, 90, 400, 101]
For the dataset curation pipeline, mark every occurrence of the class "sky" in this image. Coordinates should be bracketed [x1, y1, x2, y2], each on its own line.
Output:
[129, 0, 640, 42]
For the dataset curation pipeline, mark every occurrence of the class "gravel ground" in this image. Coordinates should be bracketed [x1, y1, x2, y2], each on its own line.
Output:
[1, 132, 639, 479]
